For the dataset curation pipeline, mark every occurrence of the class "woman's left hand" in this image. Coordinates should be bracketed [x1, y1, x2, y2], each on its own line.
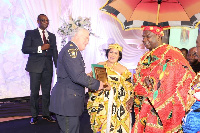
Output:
[103, 83, 111, 91]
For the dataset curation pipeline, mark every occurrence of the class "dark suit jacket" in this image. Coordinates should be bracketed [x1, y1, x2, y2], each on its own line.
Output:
[49, 41, 100, 116]
[22, 28, 58, 73]
[191, 62, 200, 73]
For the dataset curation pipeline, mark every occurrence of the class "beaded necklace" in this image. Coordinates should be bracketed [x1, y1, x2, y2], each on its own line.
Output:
[105, 61, 118, 70]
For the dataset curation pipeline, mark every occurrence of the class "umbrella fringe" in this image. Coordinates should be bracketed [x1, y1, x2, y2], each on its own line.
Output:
[99, 0, 109, 10]
[195, 21, 200, 28]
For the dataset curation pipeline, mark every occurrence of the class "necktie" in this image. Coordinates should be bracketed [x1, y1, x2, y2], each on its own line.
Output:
[42, 30, 48, 44]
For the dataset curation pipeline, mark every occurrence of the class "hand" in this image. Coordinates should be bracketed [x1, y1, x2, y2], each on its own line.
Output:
[98, 81, 104, 91]
[41, 43, 50, 50]
[126, 97, 133, 112]
[144, 76, 151, 88]
[98, 82, 111, 91]
[87, 71, 93, 77]
[103, 83, 111, 91]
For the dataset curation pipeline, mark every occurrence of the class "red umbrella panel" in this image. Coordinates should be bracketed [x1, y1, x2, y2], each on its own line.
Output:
[100, 0, 200, 30]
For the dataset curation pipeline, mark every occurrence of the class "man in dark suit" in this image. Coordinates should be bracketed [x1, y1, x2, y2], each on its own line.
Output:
[22, 14, 58, 124]
[49, 28, 110, 133]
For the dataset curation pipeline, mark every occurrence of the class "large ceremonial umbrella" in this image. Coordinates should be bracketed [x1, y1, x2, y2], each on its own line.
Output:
[100, 0, 200, 30]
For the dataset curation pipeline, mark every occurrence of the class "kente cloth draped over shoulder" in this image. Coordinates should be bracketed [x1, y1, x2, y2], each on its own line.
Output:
[132, 44, 195, 133]
[87, 62, 133, 133]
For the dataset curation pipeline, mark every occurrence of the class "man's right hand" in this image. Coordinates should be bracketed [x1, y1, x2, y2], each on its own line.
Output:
[98, 81, 111, 91]
[41, 44, 50, 50]
[87, 71, 93, 77]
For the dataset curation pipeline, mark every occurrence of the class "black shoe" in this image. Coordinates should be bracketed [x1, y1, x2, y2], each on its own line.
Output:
[30, 117, 38, 124]
[42, 116, 56, 122]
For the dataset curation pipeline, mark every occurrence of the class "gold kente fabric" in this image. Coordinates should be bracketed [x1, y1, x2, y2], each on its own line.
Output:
[87, 63, 133, 133]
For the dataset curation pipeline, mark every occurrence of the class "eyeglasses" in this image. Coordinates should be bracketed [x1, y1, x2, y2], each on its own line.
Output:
[39, 19, 49, 23]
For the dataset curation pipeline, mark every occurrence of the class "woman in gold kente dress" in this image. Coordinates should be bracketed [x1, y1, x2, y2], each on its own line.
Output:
[87, 44, 134, 133]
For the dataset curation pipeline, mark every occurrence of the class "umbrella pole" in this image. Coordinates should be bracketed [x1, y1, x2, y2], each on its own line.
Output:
[156, 3, 161, 25]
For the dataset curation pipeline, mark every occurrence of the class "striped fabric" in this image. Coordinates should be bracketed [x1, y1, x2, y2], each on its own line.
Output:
[100, 0, 200, 30]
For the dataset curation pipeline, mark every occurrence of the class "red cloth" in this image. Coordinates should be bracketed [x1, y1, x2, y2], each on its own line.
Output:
[142, 26, 164, 36]
[132, 44, 195, 133]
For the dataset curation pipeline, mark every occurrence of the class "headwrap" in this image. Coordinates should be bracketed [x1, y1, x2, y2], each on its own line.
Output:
[108, 43, 123, 52]
[143, 26, 164, 36]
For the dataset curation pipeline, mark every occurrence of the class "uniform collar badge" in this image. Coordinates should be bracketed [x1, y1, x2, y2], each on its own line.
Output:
[68, 48, 78, 58]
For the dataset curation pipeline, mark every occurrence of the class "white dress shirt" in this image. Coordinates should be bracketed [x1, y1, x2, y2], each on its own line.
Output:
[37, 28, 49, 53]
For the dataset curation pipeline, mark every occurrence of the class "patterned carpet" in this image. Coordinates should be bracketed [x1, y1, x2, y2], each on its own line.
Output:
[0, 95, 93, 133]
[0, 94, 135, 133]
